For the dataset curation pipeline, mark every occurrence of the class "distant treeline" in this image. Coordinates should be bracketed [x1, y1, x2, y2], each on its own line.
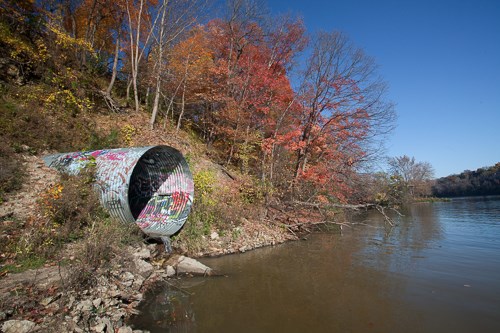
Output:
[432, 163, 500, 197]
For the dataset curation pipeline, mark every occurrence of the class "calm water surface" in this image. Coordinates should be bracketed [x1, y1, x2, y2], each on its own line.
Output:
[132, 196, 500, 332]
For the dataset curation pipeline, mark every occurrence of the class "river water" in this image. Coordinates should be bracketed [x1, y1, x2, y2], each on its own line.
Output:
[131, 196, 500, 332]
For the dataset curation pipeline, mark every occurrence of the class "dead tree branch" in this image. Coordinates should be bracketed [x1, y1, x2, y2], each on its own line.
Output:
[284, 200, 401, 227]
[97, 90, 123, 113]
[285, 201, 375, 210]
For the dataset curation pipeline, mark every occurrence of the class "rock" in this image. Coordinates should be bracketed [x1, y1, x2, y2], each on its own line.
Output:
[105, 298, 119, 307]
[120, 271, 135, 285]
[133, 258, 154, 278]
[46, 302, 60, 312]
[164, 265, 176, 277]
[101, 318, 114, 333]
[210, 231, 219, 240]
[133, 293, 143, 301]
[77, 299, 93, 312]
[40, 296, 54, 306]
[133, 247, 151, 260]
[1, 320, 37, 333]
[176, 256, 212, 275]
[122, 279, 134, 287]
[112, 309, 127, 324]
[117, 326, 133, 333]
[67, 295, 76, 309]
[132, 275, 145, 289]
[93, 322, 106, 332]
[93, 298, 102, 308]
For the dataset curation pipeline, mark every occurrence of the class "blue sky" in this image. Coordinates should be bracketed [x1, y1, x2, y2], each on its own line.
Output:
[266, 0, 500, 178]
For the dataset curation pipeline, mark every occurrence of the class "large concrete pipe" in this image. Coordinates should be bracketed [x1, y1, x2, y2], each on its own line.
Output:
[43, 146, 194, 248]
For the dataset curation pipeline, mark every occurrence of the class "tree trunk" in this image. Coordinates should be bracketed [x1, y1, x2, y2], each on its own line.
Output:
[126, 75, 132, 106]
[176, 54, 191, 132]
[163, 79, 183, 129]
[132, 72, 140, 112]
[126, 0, 144, 113]
[150, 78, 162, 129]
[176, 82, 186, 132]
[106, 31, 120, 95]
[150, 3, 167, 129]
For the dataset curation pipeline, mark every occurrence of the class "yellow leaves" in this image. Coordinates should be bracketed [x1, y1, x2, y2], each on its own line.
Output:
[49, 183, 64, 200]
[44, 90, 94, 114]
[120, 124, 136, 146]
[40, 183, 64, 219]
[48, 24, 95, 56]
[193, 170, 216, 205]
[0, 22, 48, 63]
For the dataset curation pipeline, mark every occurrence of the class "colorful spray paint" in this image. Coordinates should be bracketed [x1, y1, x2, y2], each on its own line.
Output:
[43, 146, 194, 248]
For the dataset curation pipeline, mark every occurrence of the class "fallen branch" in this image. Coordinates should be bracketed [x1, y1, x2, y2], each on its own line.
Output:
[375, 205, 395, 226]
[164, 280, 193, 296]
[97, 90, 123, 113]
[285, 201, 375, 210]
[281, 220, 352, 234]
[284, 201, 401, 227]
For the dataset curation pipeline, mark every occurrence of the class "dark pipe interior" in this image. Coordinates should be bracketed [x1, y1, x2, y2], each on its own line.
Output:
[128, 147, 179, 219]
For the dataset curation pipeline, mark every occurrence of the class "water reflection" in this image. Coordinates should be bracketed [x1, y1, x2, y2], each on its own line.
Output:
[354, 203, 444, 277]
[131, 197, 500, 333]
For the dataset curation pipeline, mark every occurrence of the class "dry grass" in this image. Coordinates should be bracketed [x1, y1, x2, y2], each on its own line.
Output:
[0, 145, 25, 203]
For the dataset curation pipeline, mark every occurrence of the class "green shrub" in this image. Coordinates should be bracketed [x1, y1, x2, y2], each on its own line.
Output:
[173, 170, 222, 254]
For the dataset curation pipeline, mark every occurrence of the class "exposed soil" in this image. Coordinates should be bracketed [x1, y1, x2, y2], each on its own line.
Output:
[0, 152, 58, 221]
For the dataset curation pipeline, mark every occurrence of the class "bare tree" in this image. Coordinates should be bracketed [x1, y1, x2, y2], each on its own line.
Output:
[125, 0, 162, 112]
[388, 155, 435, 197]
[149, 0, 205, 129]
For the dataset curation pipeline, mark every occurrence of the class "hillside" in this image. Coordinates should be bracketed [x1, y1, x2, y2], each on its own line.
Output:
[0, 1, 395, 330]
[432, 163, 500, 197]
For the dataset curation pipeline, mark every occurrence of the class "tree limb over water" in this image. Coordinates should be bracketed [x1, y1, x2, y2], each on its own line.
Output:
[281, 201, 400, 228]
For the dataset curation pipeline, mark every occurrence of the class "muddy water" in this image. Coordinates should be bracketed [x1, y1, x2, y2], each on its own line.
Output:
[131, 196, 500, 332]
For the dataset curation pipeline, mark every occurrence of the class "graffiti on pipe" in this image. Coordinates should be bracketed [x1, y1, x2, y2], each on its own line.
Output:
[43, 146, 194, 239]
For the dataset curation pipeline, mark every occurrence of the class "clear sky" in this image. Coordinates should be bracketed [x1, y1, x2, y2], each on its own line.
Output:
[266, 0, 500, 178]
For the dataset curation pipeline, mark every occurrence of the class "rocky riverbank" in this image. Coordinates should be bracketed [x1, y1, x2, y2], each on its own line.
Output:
[0, 243, 215, 333]
[0, 150, 294, 332]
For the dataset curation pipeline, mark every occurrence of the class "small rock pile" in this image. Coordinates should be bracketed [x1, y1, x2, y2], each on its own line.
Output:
[0, 244, 213, 333]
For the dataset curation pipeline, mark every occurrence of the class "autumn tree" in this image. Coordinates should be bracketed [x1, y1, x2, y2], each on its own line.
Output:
[193, 8, 306, 176]
[290, 31, 395, 201]
[160, 25, 216, 131]
[258, 15, 306, 183]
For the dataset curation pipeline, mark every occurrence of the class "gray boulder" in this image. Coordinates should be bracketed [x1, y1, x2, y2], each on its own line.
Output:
[2, 320, 37, 333]
[176, 256, 212, 275]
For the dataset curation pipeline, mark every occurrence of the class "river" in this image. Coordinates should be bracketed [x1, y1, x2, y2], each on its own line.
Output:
[131, 196, 500, 332]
